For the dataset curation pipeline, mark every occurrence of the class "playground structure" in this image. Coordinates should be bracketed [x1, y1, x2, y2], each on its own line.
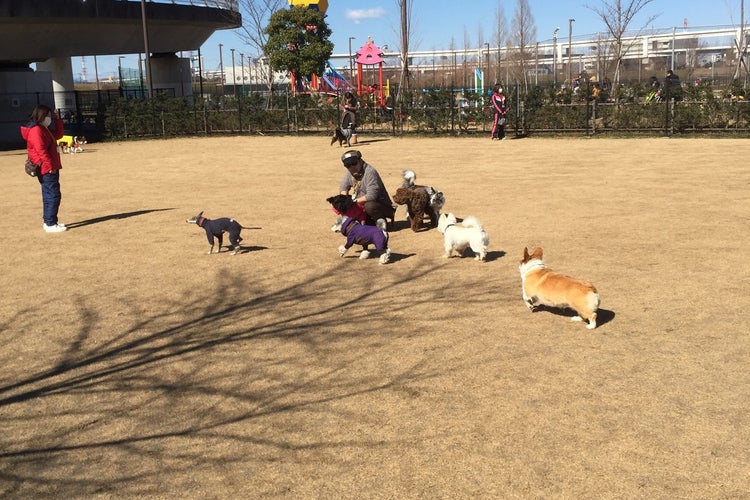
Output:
[354, 38, 387, 107]
[290, 39, 389, 107]
[287, 0, 388, 106]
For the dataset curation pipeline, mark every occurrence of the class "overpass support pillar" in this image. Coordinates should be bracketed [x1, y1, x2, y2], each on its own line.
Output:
[36, 57, 75, 112]
[150, 53, 193, 98]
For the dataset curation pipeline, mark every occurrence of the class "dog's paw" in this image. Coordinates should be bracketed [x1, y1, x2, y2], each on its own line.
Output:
[359, 250, 370, 260]
[379, 249, 391, 265]
[338, 245, 347, 257]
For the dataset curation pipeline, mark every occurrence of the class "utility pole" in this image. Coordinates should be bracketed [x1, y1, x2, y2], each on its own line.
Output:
[140, 0, 153, 99]
[568, 18, 575, 84]
[219, 43, 225, 96]
[348, 36, 356, 84]
[553, 27, 560, 87]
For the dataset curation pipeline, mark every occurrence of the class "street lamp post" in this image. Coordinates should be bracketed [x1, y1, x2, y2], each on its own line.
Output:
[240, 52, 245, 96]
[553, 27, 560, 87]
[94, 55, 100, 91]
[568, 18, 575, 85]
[348, 36, 356, 85]
[118, 56, 125, 96]
[218, 43, 225, 95]
[138, 53, 144, 97]
[140, 0, 153, 99]
[230, 48, 236, 98]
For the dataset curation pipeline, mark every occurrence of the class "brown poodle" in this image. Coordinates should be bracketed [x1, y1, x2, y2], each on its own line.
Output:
[392, 186, 437, 232]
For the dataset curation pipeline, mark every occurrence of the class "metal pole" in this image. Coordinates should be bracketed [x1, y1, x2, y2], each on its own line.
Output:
[140, 0, 153, 99]
[218, 43, 224, 96]
[231, 49, 236, 98]
[138, 53, 144, 97]
[348, 36, 356, 85]
[240, 53, 245, 96]
[553, 27, 559, 87]
[94, 55, 100, 91]
[197, 47, 204, 101]
[568, 18, 575, 84]
[118, 56, 125, 97]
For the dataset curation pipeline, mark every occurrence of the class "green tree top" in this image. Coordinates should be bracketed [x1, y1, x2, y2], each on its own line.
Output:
[263, 7, 333, 79]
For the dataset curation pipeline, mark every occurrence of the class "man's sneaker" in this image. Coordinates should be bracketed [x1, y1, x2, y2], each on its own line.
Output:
[43, 223, 67, 233]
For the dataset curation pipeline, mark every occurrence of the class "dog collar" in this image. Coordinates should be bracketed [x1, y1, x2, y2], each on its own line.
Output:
[196, 216, 206, 227]
[522, 262, 546, 273]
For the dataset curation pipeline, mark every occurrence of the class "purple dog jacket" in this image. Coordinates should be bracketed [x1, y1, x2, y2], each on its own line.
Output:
[340, 217, 388, 251]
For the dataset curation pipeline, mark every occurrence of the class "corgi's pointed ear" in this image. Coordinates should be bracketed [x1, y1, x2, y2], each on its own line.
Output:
[531, 247, 543, 259]
[523, 247, 530, 259]
[198, 211, 204, 217]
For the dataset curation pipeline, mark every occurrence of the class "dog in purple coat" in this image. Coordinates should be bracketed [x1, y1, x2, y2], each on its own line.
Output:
[186, 211, 260, 255]
[332, 216, 391, 264]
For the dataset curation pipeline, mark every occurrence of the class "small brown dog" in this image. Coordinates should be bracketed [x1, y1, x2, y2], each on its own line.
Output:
[392, 169, 445, 232]
[392, 187, 434, 231]
[518, 247, 600, 329]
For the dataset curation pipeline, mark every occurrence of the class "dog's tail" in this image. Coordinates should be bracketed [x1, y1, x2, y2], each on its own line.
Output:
[240, 226, 263, 230]
[461, 216, 483, 230]
[402, 169, 416, 187]
[376, 218, 387, 232]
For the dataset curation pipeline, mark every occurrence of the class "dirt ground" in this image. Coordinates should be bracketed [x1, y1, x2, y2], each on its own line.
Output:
[1, 135, 748, 498]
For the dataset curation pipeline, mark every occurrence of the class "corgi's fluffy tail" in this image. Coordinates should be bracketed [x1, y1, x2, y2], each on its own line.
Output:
[376, 218, 388, 231]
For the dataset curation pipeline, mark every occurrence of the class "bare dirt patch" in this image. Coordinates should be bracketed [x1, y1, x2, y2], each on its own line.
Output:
[1, 135, 748, 497]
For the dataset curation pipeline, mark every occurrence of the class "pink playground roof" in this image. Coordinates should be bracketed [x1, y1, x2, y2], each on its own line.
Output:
[355, 38, 384, 66]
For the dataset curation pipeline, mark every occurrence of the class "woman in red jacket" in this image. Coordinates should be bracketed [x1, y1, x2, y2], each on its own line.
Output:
[21, 104, 66, 232]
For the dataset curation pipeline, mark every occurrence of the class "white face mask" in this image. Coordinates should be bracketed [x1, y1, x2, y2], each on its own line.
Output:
[42, 116, 52, 127]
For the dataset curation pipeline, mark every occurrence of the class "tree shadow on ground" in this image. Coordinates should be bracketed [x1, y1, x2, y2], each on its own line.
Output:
[0, 261, 480, 496]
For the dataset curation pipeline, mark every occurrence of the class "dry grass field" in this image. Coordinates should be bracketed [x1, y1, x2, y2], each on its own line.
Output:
[1, 135, 748, 498]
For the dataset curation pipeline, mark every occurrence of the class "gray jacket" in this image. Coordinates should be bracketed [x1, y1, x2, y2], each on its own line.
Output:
[339, 162, 393, 207]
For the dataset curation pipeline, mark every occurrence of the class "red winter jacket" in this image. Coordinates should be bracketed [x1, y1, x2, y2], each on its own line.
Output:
[20, 118, 64, 175]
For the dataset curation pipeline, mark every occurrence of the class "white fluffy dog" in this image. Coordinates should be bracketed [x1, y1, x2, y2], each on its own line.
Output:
[437, 213, 489, 261]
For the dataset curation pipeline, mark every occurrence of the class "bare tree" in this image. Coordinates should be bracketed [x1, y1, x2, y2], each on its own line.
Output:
[511, 0, 537, 91]
[236, 0, 284, 53]
[587, 0, 658, 86]
[494, 2, 508, 84]
[395, 0, 415, 105]
[463, 27, 472, 89]
[235, 0, 285, 102]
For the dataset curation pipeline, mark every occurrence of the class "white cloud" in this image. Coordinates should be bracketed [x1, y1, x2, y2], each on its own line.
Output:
[346, 8, 386, 25]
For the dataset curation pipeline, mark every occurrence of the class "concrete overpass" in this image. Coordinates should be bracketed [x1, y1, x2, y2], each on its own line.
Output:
[0, 0, 241, 149]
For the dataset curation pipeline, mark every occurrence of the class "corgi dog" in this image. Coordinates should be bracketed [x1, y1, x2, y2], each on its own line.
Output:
[518, 247, 600, 329]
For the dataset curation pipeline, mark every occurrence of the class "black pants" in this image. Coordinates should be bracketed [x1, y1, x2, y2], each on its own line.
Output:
[364, 200, 395, 225]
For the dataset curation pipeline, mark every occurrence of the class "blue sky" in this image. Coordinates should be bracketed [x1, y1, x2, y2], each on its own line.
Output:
[90, 0, 745, 79]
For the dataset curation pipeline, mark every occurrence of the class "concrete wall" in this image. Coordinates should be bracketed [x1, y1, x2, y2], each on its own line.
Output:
[0, 67, 54, 150]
